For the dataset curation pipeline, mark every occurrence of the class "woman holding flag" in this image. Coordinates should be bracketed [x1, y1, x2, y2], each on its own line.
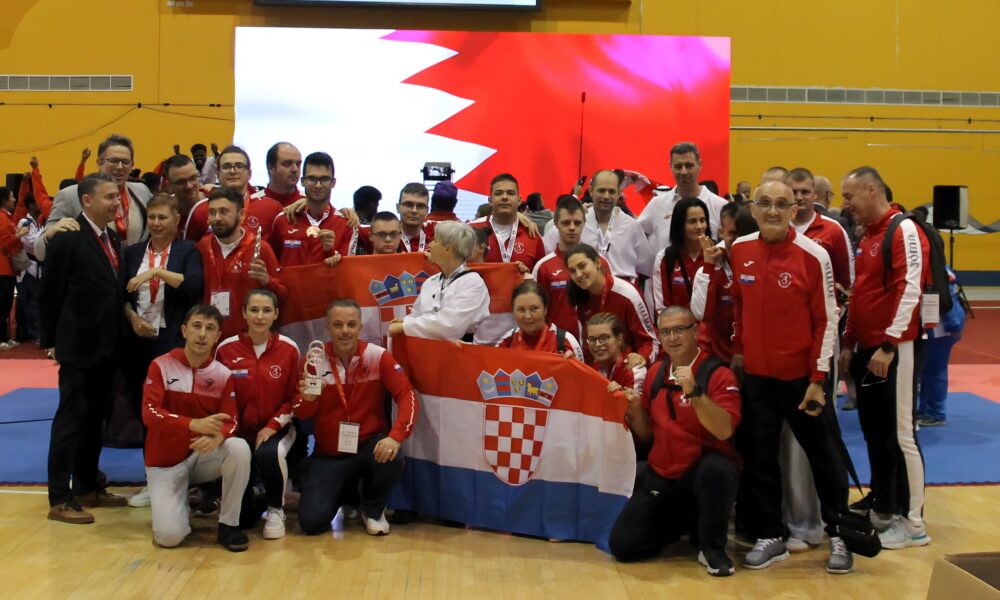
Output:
[586, 312, 647, 395]
[496, 280, 583, 360]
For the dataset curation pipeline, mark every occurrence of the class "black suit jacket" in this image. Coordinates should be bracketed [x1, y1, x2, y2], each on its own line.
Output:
[39, 214, 126, 368]
[123, 239, 204, 356]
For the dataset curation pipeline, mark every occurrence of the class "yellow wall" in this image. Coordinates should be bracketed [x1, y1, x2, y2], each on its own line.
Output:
[1, 0, 998, 270]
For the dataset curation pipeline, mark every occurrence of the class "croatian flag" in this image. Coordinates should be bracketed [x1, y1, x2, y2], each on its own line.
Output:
[278, 254, 522, 351]
[388, 336, 636, 551]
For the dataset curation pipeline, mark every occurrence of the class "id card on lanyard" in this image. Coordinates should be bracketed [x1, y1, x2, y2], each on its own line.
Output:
[207, 233, 252, 318]
[143, 243, 170, 329]
[331, 354, 360, 454]
[491, 217, 518, 263]
[400, 228, 426, 253]
[595, 208, 617, 258]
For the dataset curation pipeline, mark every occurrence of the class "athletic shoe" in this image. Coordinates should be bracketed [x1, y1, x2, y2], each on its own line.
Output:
[785, 536, 818, 554]
[263, 508, 286, 539]
[218, 523, 249, 552]
[128, 487, 151, 508]
[77, 489, 128, 508]
[0, 342, 11, 351]
[5, 339, 19, 348]
[47, 500, 95, 524]
[917, 416, 945, 427]
[742, 538, 789, 569]
[192, 495, 220, 518]
[870, 511, 895, 532]
[826, 536, 853, 574]
[698, 549, 735, 577]
[878, 518, 931, 549]
[841, 395, 858, 411]
[365, 511, 391, 536]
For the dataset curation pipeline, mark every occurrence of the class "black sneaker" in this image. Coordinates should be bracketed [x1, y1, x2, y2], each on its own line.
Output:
[218, 523, 249, 552]
[698, 549, 735, 577]
[917, 416, 945, 427]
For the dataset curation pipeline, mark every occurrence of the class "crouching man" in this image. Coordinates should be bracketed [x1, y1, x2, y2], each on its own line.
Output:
[142, 304, 252, 551]
[609, 305, 742, 576]
[295, 299, 419, 536]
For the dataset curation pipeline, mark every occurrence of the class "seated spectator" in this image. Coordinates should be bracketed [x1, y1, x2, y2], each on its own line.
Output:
[215, 289, 300, 538]
[496, 280, 583, 360]
[609, 306, 741, 577]
[142, 304, 252, 552]
[294, 299, 419, 536]
[586, 312, 646, 395]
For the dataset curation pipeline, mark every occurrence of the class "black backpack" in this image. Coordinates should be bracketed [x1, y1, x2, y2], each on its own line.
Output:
[881, 213, 953, 320]
[648, 355, 726, 420]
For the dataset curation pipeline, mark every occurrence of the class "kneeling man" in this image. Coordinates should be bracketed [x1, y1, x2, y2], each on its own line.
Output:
[295, 299, 419, 536]
[142, 304, 252, 551]
[609, 305, 742, 576]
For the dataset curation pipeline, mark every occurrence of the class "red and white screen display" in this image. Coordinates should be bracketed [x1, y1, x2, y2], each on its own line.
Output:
[234, 28, 730, 217]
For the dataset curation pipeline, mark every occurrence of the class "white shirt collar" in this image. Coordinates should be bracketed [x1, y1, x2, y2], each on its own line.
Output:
[81, 212, 106, 237]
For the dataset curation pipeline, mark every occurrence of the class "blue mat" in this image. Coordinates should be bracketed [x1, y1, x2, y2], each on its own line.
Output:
[1, 388, 999, 485]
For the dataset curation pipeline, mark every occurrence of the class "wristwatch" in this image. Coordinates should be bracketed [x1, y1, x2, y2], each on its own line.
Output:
[688, 385, 703, 398]
[879, 341, 897, 354]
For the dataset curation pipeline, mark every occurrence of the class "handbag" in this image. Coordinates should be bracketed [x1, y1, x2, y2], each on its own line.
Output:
[9, 249, 30, 274]
[831, 428, 882, 558]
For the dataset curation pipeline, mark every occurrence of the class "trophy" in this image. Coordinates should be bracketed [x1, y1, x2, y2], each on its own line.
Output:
[303, 340, 326, 396]
[252, 225, 262, 262]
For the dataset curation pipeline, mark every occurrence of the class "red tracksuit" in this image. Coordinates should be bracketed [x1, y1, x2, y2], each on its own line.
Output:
[692, 263, 738, 363]
[470, 217, 546, 271]
[269, 210, 355, 267]
[649, 250, 709, 313]
[532, 249, 611, 337]
[801, 211, 854, 291]
[576, 270, 659, 364]
[184, 190, 283, 242]
[142, 349, 238, 468]
[196, 230, 288, 341]
[264, 186, 305, 209]
[642, 352, 742, 479]
[593, 354, 647, 395]
[844, 208, 930, 350]
[730, 229, 837, 383]
[292, 340, 418, 457]
[215, 332, 300, 442]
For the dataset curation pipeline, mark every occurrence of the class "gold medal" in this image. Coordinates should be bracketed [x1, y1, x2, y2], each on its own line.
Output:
[306, 226, 321, 238]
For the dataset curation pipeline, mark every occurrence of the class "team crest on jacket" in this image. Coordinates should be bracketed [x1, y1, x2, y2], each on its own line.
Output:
[777, 272, 792, 288]
[247, 215, 260, 229]
[514, 242, 524, 254]
[869, 241, 880, 256]
[478, 369, 557, 486]
[269, 365, 282, 379]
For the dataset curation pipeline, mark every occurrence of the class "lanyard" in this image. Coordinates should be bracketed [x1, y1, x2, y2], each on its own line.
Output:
[207, 230, 253, 283]
[329, 352, 353, 419]
[594, 208, 618, 258]
[432, 264, 470, 313]
[306, 209, 329, 228]
[147, 242, 170, 304]
[600, 355, 624, 381]
[490, 216, 518, 263]
[92, 228, 119, 273]
[115, 185, 131, 241]
[400, 228, 426, 253]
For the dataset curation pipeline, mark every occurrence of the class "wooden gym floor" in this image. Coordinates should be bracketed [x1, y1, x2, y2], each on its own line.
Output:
[2, 484, 998, 599]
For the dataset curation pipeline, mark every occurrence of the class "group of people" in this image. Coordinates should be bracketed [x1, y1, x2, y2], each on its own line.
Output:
[0, 133, 955, 578]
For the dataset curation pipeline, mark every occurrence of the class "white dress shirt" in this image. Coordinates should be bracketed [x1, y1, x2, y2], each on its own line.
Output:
[637, 185, 729, 251]
[541, 207, 655, 280]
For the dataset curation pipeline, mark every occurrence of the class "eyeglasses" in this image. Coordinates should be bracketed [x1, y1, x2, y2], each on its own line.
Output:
[171, 174, 201, 186]
[754, 200, 796, 212]
[370, 231, 401, 241]
[657, 324, 696, 338]
[219, 163, 248, 173]
[586, 333, 614, 346]
[399, 201, 428, 211]
[302, 176, 333, 186]
[101, 157, 133, 167]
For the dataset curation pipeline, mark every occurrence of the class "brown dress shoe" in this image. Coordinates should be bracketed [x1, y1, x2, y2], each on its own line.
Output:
[77, 489, 129, 508]
[48, 501, 95, 524]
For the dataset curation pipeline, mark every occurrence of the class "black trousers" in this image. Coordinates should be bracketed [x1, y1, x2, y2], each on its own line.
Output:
[741, 374, 848, 540]
[0, 275, 14, 341]
[299, 434, 404, 535]
[48, 358, 115, 506]
[609, 453, 739, 561]
[851, 340, 926, 520]
[14, 272, 39, 341]
[240, 426, 295, 526]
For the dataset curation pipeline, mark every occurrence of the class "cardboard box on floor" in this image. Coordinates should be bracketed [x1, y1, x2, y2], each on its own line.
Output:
[927, 553, 1000, 600]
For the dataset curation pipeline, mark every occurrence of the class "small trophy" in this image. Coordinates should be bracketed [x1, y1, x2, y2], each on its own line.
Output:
[252, 225, 262, 262]
[304, 340, 326, 395]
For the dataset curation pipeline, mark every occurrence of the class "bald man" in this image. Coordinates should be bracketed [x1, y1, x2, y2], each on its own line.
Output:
[729, 181, 851, 574]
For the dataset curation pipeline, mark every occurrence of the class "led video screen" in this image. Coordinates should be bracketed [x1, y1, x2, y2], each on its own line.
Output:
[234, 28, 730, 218]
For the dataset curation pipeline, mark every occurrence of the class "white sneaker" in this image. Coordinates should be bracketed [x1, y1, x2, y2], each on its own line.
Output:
[263, 508, 286, 539]
[879, 518, 931, 550]
[365, 511, 391, 536]
[785, 536, 818, 554]
[870, 511, 896, 532]
[128, 486, 151, 508]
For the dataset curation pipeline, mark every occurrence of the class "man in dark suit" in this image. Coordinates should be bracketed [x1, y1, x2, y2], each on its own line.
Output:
[40, 173, 130, 524]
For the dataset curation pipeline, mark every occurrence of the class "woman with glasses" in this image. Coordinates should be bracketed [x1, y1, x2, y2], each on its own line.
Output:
[565, 243, 657, 366]
[646, 197, 711, 315]
[388, 221, 489, 342]
[586, 312, 646, 394]
[496, 280, 583, 360]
